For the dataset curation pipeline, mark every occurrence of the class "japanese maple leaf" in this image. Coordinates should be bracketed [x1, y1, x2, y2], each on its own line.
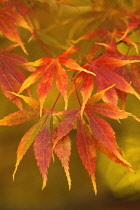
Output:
[114, 31, 139, 54]
[119, 15, 140, 41]
[92, 38, 140, 106]
[130, 63, 140, 93]
[0, 91, 50, 182]
[85, 54, 140, 105]
[0, 7, 32, 53]
[83, 88, 138, 173]
[74, 27, 139, 60]
[76, 116, 97, 194]
[73, 87, 135, 194]
[0, 88, 77, 189]
[0, 93, 47, 127]
[54, 135, 71, 190]
[52, 115, 72, 190]
[0, 45, 35, 108]
[85, 110, 133, 170]
[0, 86, 138, 192]
[52, 109, 80, 148]
[68, 65, 94, 115]
[19, 46, 95, 115]
[33, 114, 52, 189]
[73, 29, 109, 45]
[34, 113, 72, 191]
[69, 51, 140, 108]
[12, 113, 50, 182]
[2, 0, 30, 17]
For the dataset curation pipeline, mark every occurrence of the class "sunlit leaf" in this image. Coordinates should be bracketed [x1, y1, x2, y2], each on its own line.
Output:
[34, 114, 52, 189]
[0, 109, 39, 126]
[54, 135, 71, 190]
[53, 110, 79, 148]
[86, 110, 132, 169]
[13, 114, 48, 180]
[0, 8, 32, 53]
[76, 116, 97, 194]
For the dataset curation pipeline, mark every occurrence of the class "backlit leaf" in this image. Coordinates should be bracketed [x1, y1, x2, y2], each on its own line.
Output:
[53, 110, 79, 148]
[88, 103, 130, 120]
[55, 61, 68, 110]
[130, 64, 140, 93]
[94, 139, 134, 172]
[18, 65, 49, 94]
[37, 64, 54, 116]
[73, 29, 107, 44]
[94, 55, 140, 68]
[76, 117, 97, 194]
[95, 74, 118, 105]
[54, 135, 71, 190]
[8, 92, 40, 109]
[0, 8, 32, 53]
[94, 67, 140, 102]
[13, 114, 48, 180]
[0, 46, 34, 108]
[86, 111, 132, 168]
[0, 109, 39, 126]
[34, 114, 52, 189]
[87, 85, 115, 105]
[59, 57, 95, 76]
[80, 73, 94, 115]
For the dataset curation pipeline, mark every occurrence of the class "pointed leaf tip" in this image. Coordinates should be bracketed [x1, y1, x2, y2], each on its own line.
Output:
[12, 167, 17, 182]
[65, 167, 71, 190]
[76, 117, 97, 195]
[91, 175, 97, 195]
[34, 115, 52, 191]
[42, 176, 47, 190]
[87, 84, 115, 105]
[54, 135, 71, 190]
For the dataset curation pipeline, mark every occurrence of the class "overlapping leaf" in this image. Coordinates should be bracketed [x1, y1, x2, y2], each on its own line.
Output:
[54, 135, 71, 190]
[0, 45, 35, 108]
[13, 113, 48, 180]
[120, 15, 140, 41]
[130, 63, 140, 93]
[0, 109, 39, 126]
[0, 8, 32, 53]
[76, 116, 97, 194]
[86, 110, 133, 171]
[53, 109, 79, 148]
[34, 114, 52, 189]
[85, 54, 140, 105]
[19, 46, 95, 115]
[1, 0, 140, 194]
[68, 66, 94, 114]
[2, 0, 30, 17]
[83, 89, 135, 172]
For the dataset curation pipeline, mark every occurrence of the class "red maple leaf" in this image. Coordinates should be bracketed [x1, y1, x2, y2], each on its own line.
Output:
[19, 46, 95, 115]
[87, 54, 140, 105]
[34, 114, 52, 189]
[83, 89, 137, 173]
[2, 0, 30, 17]
[0, 7, 32, 53]
[76, 116, 97, 194]
[0, 45, 35, 108]
[0, 86, 138, 193]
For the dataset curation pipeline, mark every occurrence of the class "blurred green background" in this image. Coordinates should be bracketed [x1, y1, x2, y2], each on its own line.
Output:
[1, 0, 140, 209]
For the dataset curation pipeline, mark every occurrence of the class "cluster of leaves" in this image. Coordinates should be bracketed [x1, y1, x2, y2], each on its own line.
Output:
[1, 0, 140, 194]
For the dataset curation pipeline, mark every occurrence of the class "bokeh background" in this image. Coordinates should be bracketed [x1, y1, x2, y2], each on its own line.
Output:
[1, 0, 140, 209]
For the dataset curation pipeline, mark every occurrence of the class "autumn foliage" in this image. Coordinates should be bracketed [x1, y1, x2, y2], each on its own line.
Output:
[1, 0, 140, 194]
